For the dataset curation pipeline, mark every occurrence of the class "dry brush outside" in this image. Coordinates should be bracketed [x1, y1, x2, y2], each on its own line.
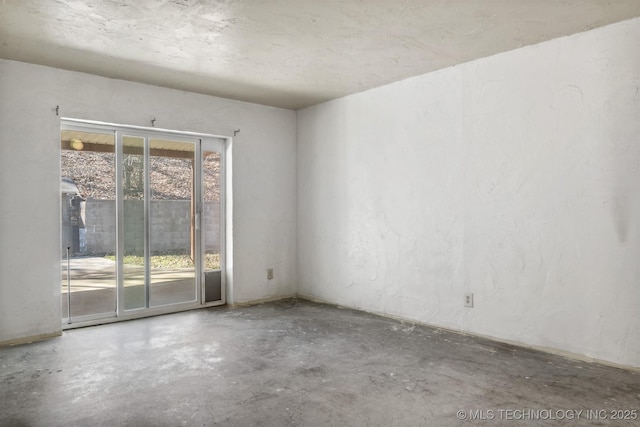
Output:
[61, 150, 221, 201]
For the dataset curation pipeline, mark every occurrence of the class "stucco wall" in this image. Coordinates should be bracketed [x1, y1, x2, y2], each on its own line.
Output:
[0, 60, 297, 343]
[297, 19, 640, 367]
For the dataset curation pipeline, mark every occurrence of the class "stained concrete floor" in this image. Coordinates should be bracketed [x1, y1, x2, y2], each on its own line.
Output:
[1, 299, 639, 427]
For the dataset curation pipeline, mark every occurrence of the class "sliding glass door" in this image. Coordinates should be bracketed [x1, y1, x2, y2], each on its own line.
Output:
[61, 120, 225, 325]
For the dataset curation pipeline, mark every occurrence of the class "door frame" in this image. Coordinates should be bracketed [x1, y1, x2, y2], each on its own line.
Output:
[60, 118, 229, 328]
[200, 137, 227, 306]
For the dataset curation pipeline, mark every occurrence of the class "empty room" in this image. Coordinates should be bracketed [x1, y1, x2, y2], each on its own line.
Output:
[1, 0, 639, 425]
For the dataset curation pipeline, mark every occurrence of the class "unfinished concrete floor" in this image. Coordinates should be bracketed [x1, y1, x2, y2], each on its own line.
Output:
[1, 299, 639, 426]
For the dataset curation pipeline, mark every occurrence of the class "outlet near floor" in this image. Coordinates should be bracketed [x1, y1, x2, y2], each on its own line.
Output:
[464, 293, 474, 308]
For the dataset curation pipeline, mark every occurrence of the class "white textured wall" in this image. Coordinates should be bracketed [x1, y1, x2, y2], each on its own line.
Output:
[297, 19, 640, 367]
[0, 60, 297, 343]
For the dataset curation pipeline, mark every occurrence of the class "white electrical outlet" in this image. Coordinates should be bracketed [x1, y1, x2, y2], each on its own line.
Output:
[464, 293, 474, 308]
[267, 268, 273, 280]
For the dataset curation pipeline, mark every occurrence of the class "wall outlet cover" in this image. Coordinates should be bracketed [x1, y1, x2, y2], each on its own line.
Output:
[464, 293, 474, 308]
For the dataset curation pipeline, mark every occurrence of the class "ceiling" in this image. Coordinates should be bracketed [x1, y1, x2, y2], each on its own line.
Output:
[1, 1, 639, 110]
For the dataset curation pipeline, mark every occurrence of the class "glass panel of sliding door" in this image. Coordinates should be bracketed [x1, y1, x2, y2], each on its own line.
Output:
[149, 139, 196, 306]
[60, 129, 117, 321]
[202, 142, 224, 303]
[122, 136, 146, 310]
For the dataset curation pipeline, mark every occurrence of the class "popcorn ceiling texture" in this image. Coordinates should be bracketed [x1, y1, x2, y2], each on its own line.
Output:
[0, 0, 638, 109]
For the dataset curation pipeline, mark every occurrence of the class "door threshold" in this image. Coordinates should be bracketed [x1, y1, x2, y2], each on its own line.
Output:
[62, 300, 226, 330]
